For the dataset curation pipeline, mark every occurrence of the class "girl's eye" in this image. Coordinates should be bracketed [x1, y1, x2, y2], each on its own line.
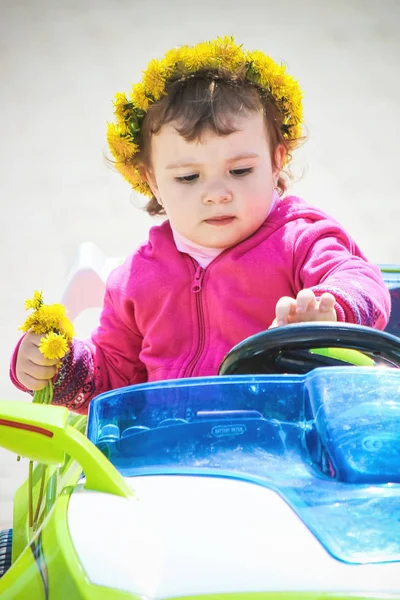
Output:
[230, 168, 253, 177]
[175, 174, 199, 183]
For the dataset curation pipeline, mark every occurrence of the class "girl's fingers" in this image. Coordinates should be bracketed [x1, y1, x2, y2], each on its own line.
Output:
[275, 296, 297, 325]
[274, 290, 337, 326]
[27, 350, 60, 367]
[17, 333, 60, 389]
[295, 289, 317, 314]
[318, 292, 336, 312]
[25, 361, 58, 380]
[16, 373, 50, 392]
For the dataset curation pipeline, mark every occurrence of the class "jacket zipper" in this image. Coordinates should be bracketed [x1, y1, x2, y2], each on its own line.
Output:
[185, 260, 206, 377]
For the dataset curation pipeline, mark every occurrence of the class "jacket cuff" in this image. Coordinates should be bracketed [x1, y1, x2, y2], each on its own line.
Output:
[312, 286, 358, 324]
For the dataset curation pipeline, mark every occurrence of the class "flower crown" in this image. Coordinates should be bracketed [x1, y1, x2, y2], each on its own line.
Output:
[107, 36, 303, 198]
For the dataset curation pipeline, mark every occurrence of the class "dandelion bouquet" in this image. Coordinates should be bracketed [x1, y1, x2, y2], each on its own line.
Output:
[20, 290, 74, 405]
[19, 291, 75, 526]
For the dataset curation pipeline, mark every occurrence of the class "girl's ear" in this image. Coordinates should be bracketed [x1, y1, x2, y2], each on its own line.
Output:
[273, 144, 286, 178]
[141, 166, 161, 201]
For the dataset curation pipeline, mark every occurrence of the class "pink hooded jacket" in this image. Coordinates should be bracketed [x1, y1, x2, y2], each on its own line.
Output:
[10, 196, 390, 413]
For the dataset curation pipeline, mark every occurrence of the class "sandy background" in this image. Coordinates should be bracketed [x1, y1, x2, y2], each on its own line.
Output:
[1, 0, 399, 529]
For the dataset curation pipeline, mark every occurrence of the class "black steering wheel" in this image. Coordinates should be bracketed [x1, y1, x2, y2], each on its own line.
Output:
[218, 322, 400, 375]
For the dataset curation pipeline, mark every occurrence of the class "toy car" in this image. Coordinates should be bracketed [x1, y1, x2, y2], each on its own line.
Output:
[0, 268, 400, 599]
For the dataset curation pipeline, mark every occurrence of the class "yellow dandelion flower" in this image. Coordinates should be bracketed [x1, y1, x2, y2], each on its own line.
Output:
[29, 323, 49, 335]
[244, 49, 303, 139]
[39, 332, 69, 361]
[116, 163, 152, 197]
[107, 122, 138, 161]
[166, 46, 195, 74]
[178, 44, 212, 71]
[199, 42, 219, 68]
[113, 92, 130, 122]
[211, 36, 244, 72]
[130, 82, 151, 111]
[142, 59, 167, 101]
[19, 312, 47, 334]
[246, 51, 276, 89]
[34, 304, 67, 331]
[137, 181, 152, 197]
[59, 316, 75, 342]
[163, 47, 182, 70]
[24, 290, 43, 311]
[158, 56, 173, 77]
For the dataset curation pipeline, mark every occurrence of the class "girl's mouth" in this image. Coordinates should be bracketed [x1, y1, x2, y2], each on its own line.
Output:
[204, 216, 235, 226]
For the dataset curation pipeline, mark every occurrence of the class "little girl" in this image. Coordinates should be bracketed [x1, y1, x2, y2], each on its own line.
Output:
[11, 37, 390, 414]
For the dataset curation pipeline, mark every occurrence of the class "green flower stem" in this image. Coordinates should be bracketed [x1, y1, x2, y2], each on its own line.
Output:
[30, 382, 53, 529]
[33, 380, 54, 405]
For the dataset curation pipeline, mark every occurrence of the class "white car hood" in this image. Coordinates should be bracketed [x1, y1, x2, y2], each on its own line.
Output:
[67, 475, 400, 598]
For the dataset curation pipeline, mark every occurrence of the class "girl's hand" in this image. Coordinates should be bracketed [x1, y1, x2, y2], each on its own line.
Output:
[270, 289, 337, 328]
[16, 332, 60, 391]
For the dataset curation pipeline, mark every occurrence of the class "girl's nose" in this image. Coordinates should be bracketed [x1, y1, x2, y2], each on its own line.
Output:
[202, 185, 233, 204]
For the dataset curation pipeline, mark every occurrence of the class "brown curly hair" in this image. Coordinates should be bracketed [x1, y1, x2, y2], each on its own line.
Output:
[128, 70, 305, 216]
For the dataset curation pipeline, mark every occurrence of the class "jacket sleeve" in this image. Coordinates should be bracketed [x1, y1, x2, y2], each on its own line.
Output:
[292, 218, 391, 330]
[10, 263, 147, 415]
[51, 264, 146, 414]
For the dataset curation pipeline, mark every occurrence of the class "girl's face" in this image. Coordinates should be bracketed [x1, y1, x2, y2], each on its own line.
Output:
[146, 110, 285, 249]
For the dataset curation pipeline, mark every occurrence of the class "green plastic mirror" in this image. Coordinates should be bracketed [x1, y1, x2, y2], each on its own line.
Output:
[0, 401, 67, 465]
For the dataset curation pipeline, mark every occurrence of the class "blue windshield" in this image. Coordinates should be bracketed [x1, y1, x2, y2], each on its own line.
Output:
[87, 367, 400, 565]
